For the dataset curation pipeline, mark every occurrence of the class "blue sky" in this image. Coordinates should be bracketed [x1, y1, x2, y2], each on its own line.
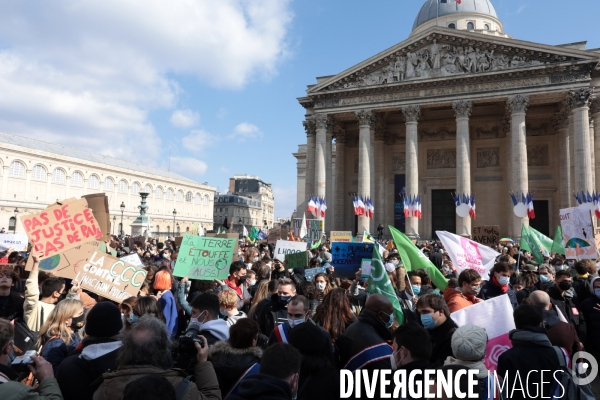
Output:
[0, 0, 598, 220]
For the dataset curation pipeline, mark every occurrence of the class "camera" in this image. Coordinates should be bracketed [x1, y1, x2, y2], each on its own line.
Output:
[11, 350, 37, 372]
[177, 321, 204, 355]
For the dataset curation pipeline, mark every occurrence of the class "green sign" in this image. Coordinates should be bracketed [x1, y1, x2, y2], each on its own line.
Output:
[285, 251, 308, 270]
[173, 234, 236, 280]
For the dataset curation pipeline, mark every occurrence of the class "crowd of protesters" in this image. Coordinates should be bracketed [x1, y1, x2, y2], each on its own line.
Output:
[0, 231, 598, 400]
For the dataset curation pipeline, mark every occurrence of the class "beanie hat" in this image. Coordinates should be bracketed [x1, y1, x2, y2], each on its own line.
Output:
[85, 302, 123, 338]
[288, 322, 329, 355]
[451, 324, 488, 361]
[323, 252, 332, 262]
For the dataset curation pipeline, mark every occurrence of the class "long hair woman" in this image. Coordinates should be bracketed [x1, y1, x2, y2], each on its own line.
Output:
[130, 296, 166, 325]
[38, 298, 84, 373]
[312, 288, 356, 344]
[247, 280, 269, 320]
[312, 273, 332, 303]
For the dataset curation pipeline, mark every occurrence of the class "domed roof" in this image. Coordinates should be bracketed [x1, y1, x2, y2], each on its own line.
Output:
[412, 0, 499, 31]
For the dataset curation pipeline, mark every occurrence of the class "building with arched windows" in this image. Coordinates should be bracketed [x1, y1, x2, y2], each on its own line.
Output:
[0, 131, 215, 236]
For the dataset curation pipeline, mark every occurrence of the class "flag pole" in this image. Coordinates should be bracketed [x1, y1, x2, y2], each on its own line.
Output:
[436, 0, 439, 27]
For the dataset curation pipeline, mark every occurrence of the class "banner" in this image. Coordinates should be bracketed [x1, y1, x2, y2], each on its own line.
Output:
[284, 251, 308, 270]
[267, 227, 282, 244]
[436, 231, 499, 280]
[120, 253, 144, 268]
[520, 224, 545, 265]
[330, 231, 352, 243]
[20, 198, 103, 257]
[471, 225, 499, 247]
[451, 294, 515, 372]
[174, 234, 236, 280]
[304, 267, 326, 282]
[274, 240, 307, 262]
[330, 242, 374, 279]
[559, 206, 598, 259]
[0, 234, 29, 252]
[292, 218, 322, 242]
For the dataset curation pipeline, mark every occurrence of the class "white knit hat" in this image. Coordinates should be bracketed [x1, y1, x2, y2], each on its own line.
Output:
[451, 324, 488, 361]
[384, 262, 396, 273]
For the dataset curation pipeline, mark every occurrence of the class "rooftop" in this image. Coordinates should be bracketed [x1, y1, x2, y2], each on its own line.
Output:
[413, 0, 499, 31]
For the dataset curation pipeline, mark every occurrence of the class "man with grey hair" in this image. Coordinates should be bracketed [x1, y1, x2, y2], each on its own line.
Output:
[93, 315, 220, 400]
[534, 263, 555, 292]
[528, 290, 582, 357]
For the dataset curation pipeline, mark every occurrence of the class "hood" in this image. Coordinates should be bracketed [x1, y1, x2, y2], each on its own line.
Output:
[200, 319, 230, 341]
[80, 341, 122, 361]
[590, 276, 600, 296]
[236, 373, 292, 399]
[444, 357, 488, 379]
[208, 340, 262, 359]
[509, 328, 552, 348]
[542, 309, 560, 329]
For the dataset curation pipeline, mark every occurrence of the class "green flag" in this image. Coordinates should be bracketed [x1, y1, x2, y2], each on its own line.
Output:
[551, 226, 566, 255]
[520, 224, 544, 264]
[249, 227, 259, 241]
[529, 226, 553, 256]
[388, 226, 448, 291]
[367, 245, 404, 325]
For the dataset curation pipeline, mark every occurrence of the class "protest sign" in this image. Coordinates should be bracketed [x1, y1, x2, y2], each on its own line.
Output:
[437, 231, 499, 280]
[360, 258, 372, 278]
[560, 206, 598, 259]
[293, 218, 322, 242]
[330, 242, 374, 279]
[174, 237, 183, 248]
[284, 251, 308, 269]
[206, 233, 239, 257]
[0, 234, 29, 252]
[120, 253, 144, 268]
[129, 236, 146, 250]
[274, 240, 307, 262]
[20, 198, 103, 257]
[82, 193, 111, 240]
[451, 294, 515, 372]
[304, 267, 326, 282]
[267, 227, 282, 244]
[471, 225, 500, 247]
[330, 231, 353, 243]
[174, 234, 236, 280]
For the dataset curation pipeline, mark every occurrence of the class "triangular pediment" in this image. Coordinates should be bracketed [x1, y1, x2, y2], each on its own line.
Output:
[307, 27, 599, 94]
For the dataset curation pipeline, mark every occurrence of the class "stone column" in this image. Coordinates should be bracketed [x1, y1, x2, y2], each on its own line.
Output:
[554, 112, 571, 209]
[568, 112, 575, 206]
[402, 105, 421, 238]
[453, 100, 472, 237]
[325, 124, 333, 232]
[374, 117, 386, 235]
[303, 117, 317, 215]
[569, 88, 594, 194]
[591, 98, 600, 192]
[314, 114, 329, 203]
[590, 117, 596, 190]
[507, 95, 529, 238]
[355, 109, 374, 235]
[334, 129, 347, 231]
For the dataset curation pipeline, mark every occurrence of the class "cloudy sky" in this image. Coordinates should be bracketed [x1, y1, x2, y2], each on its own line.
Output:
[0, 0, 598, 219]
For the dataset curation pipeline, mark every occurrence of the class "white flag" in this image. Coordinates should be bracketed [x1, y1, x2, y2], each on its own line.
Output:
[436, 230, 500, 280]
[198, 225, 205, 236]
[299, 213, 308, 239]
[243, 225, 248, 237]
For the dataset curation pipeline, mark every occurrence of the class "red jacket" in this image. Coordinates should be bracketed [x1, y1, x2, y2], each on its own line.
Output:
[443, 288, 482, 313]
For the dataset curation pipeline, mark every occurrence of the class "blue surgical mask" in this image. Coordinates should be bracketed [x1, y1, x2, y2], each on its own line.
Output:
[421, 313, 437, 330]
[128, 314, 140, 325]
[555, 265, 564, 271]
[381, 312, 394, 329]
[540, 275, 551, 283]
[411, 285, 421, 295]
[279, 295, 291, 304]
[594, 289, 600, 298]
[497, 276, 510, 286]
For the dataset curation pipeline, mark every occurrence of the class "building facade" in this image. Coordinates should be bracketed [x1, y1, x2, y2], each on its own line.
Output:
[294, 0, 600, 239]
[213, 193, 262, 235]
[228, 174, 275, 229]
[0, 131, 216, 237]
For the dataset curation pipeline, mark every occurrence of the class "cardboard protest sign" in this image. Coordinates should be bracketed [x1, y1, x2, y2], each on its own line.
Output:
[174, 237, 183, 248]
[206, 233, 239, 257]
[120, 253, 144, 268]
[293, 218, 323, 242]
[267, 227, 281, 244]
[82, 193, 111, 240]
[0, 234, 29, 252]
[274, 240, 307, 262]
[330, 231, 353, 243]
[471, 225, 500, 247]
[20, 198, 103, 257]
[174, 234, 236, 280]
[330, 242, 374, 279]
[304, 267, 326, 282]
[560, 206, 598, 259]
[284, 251, 308, 269]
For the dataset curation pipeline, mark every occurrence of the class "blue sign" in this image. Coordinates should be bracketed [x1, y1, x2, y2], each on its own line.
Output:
[304, 267, 326, 282]
[331, 242, 374, 279]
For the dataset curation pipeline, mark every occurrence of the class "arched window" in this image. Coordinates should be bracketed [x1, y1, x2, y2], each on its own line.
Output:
[103, 177, 114, 191]
[9, 161, 25, 178]
[166, 189, 173, 200]
[52, 169, 66, 184]
[448, 23, 456, 29]
[144, 184, 152, 194]
[194, 193, 201, 204]
[88, 175, 99, 189]
[203, 195, 209, 205]
[467, 22, 475, 30]
[484, 23, 490, 30]
[155, 187, 164, 199]
[176, 225, 181, 235]
[155, 225, 160, 234]
[31, 165, 46, 182]
[9, 217, 16, 232]
[185, 192, 192, 202]
[176, 191, 183, 202]
[131, 182, 140, 195]
[118, 180, 128, 193]
[71, 172, 84, 187]
[186, 226, 190, 232]
[167, 226, 171, 234]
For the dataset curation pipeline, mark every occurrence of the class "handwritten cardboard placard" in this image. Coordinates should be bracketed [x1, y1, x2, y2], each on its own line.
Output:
[120, 253, 144, 268]
[174, 234, 236, 280]
[0, 234, 29, 252]
[560, 206, 598, 259]
[274, 240, 308, 262]
[330, 231, 353, 243]
[82, 193, 111, 241]
[304, 267, 326, 282]
[471, 225, 500, 247]
[330, 242, 374, 279]
[20, 198, 103, 257]
[284, 251, 308, 269]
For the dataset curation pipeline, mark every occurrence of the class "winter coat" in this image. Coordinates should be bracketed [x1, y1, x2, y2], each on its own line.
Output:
[0, 290, 24, 321]
[579, 276, 600, 351]
[477, 278, 518, 309]
[159, 290, 179, 338]
[55, 340, 122, 400]
[92, 362, 221, 400]
[542, 309, 580, 357]
[572, 275, 592, 304]
[0, 373, 64, 400]
[548, 285, 586, 343]
[256, 295, 288, 336]
[41, 333, 82, 374]
[496, 328, 562, 400]
[208, 341, 261, 398]
[428, 317, 458, 368]
[443, 288, 482, 313]
[297, 369, 340, 400]
[226, 373, 292, 400]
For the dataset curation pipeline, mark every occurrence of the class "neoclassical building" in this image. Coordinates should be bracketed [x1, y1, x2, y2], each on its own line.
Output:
[294, 0, 600, 239]
[0, 131, 216, 236]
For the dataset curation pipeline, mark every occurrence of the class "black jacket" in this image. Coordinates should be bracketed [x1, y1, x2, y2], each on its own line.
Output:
[0, 291, 24, 321]
[543, 309, 580, 357]
[256, 295, 288, 336]
[579, 278, 600, 351]
[208, 341, 261, 399]
[398, 359, 431, 400]
[497, 328, 561, 400]
[572, 275, 592, 304]
[429, 317, 457, 367]
[297, 369, 339, 400]
[478, 279, 518, 309]
[227, 373, 292, 400]
[397, 290, 418, 324]
[548, 285, 586, 343]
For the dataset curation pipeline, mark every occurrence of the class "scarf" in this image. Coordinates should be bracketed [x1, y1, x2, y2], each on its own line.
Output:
[444, 357, 488, 379]
[491, 275, 508, 293]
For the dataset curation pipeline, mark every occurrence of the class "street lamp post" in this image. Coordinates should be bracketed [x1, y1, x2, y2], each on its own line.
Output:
[13, 208, 19, 233]
[120, 202, 125, 236]
[172, 209, 177, 236]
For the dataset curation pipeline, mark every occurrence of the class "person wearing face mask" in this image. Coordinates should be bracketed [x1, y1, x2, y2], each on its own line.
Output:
[477, 262, 518, 309]
[187, 293, 230, 347]
[219, 262, 252, 312]
[533, 264, 556, 292]
[312, 273, 331, 303]
[397, 273, 419, 324]
[38, 299, 84, 374]
[416, 294, 457, 368]
[227, 343, 302, 400]
[336, 294, 393, 374]
[389, 323, 432, 399]
[271, 259, 290, 280]
[444, 269, 484, 313]
[257, 279, 296, 337]
[547, 270, 587, 343]
[267, 295, 315, 346]
[218, 290, 247, 327]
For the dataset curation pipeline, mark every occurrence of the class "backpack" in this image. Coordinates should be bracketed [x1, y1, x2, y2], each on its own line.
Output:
[550, 346, 595, 400]
[12, 307, 44, 354]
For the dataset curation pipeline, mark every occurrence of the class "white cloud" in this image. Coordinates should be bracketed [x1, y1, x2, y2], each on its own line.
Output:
[170, 109, 200, 128]
[181, 129, 218, 152]
[229, 122, 263, 142]
[0, 0, 293, 163]
[170, 156, 208, 178]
